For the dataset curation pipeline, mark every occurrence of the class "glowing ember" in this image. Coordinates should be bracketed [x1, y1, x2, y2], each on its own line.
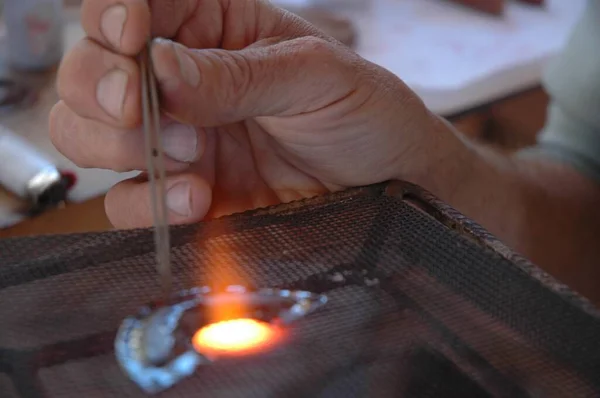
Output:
[193, 318, 280, 356]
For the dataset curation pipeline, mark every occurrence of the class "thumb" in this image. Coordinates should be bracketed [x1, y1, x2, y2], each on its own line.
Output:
[150, 37, 360, 127]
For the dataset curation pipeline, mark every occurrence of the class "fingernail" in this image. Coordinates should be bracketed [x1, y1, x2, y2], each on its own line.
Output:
[162, 124, 199, 162]
[96, 69, 128, 119]
[167, 182, 192, 217]
[173, 43, 201, 87]
[101, 4, 127, 49]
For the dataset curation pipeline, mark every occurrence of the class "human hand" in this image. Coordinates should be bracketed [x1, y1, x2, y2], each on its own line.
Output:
[50, 0, 450, 228]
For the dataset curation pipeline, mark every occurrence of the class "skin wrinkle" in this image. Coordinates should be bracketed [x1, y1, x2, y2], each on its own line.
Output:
[245, 120, 268, 190]
[207, 41, 335, 121]
[221, 0, 253, 50]
[254, 0, 308, 47]
[258, 123, 310, 202]
[300, 87, 364, 120]
[178, 48, 251, 125]
[283, 38, 357, 116]
[187, 127, 217, 189]
[220, 0, 232, 46]
[177, 20, 204, 49]
[221, 52, 255, 113]
[52, 104, 86, 167]
[253, 0, 263, 46]
[268, 136, 348, 190]
[217, 129, 256, 191]
[175, 0, 215, 48]
[245, 119, 330, 202]
[149, 0, 191, 38]
[262, 89, 366, 131]
[240, 0, 257, 49]
[149, 0, 176, 37]
[246, 160, 281, 210]
[264, 87, 396, 175]
[207, 128, 277, 218]
[56, 44, 83, 110]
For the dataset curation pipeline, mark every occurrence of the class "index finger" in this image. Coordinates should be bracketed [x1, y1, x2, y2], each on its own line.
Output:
[81, 0, 151, 56]
[81, 0, 212, 56]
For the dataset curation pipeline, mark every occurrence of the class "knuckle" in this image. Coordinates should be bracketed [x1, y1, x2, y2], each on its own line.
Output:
[48, 103, 91, 169]
[105, 181, 148, 229]
[104, 184, 128, 227]
[97, 132, 136, 173]
[49, 101, 134, 172]
[66, 154, 93, 171]
[48, 102, 64, 146]
[294, 36, 338, 58]
[290, 36, 354, 80]
[290, 35, 359, 88]
[104, 187, 123, 228]
[108, 152, 135, 173]
[56, 39, 93, 101]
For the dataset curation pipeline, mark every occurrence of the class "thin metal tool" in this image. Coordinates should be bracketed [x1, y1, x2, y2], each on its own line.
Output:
[141, 40, 172, 300]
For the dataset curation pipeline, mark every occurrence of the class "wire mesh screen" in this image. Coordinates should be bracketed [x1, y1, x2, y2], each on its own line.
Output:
[1, 181, 599, 398]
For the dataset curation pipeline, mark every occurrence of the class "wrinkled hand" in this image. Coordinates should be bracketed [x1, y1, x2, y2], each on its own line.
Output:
[50, 0, 445, 228]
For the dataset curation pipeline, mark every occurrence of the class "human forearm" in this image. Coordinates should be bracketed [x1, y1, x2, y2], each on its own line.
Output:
[409, 118, 600, 304]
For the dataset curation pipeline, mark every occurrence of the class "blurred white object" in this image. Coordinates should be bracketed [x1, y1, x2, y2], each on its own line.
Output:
[3, 0, 64, 70]
[307, 0, 371, 12]
[0, 124, 66, 205]
[277, 0, 586, 115]
[357, 0, 586, 115]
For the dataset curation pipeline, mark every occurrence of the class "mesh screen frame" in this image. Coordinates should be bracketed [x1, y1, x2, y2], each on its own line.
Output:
[1, 180, 599, 398]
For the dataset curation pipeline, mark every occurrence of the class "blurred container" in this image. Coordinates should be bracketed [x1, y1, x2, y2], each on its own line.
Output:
[3, 0, 64, 71]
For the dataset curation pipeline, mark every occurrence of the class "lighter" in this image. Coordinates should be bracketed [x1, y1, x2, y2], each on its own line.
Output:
[0, 125, 75, 212]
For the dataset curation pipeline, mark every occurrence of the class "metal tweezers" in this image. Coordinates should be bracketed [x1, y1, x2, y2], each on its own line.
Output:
[140, 40, 172, 301]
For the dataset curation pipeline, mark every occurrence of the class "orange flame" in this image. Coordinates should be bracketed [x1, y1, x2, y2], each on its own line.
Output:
[202, 238, 249, 324]
[197, 237, 282, 356]
[193, 318, 281, 357]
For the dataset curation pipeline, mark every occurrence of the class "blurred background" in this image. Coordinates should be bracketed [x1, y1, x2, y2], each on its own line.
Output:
[0, 0, 586, 238]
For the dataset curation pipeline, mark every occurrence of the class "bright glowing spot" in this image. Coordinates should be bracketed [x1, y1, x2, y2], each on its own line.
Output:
[193, 318, 280, 356]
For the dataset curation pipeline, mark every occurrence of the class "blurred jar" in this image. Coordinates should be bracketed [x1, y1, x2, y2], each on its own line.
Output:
[3, 0, 64, 71]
